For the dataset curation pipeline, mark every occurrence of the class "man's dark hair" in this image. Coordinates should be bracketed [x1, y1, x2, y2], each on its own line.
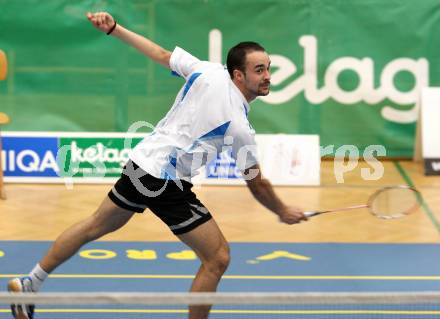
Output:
[226, 41, 266, 79]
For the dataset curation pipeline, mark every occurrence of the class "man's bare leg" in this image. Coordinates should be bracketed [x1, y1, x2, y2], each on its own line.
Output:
[40, 197, 134, 272]
[8, 197, 135, 319]
[178, 219, 230, 319]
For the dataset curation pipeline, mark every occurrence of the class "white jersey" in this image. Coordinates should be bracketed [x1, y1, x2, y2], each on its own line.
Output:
[130, 47, 258, 182]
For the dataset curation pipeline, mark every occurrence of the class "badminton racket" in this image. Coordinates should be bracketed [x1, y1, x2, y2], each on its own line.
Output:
[304, 185, 421, 219]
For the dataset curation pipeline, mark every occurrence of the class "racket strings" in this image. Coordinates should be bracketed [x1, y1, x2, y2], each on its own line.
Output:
[369, 187, 419, 218]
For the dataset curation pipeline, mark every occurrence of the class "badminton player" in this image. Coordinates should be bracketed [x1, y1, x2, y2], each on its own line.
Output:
[8, 11, 307, 319]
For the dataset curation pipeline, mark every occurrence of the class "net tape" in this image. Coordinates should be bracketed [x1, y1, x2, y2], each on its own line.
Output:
[1, 292, 440, 305]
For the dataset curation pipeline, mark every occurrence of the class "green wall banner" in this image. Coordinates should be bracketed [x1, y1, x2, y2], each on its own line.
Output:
[1, 0, 440, 157]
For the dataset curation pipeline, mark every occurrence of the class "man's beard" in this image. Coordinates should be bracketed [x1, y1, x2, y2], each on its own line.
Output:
[257, 83, 270, 96]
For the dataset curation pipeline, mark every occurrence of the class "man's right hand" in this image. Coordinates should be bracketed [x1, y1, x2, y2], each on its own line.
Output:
[278, 206, 308, 225]
[86, 12, 116, 34]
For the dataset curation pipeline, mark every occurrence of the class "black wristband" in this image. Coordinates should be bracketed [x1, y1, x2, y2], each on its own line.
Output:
[106, 21, 117, 35]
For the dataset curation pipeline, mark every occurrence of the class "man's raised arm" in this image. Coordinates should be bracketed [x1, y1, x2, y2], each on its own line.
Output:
[87, 12, 172, 68]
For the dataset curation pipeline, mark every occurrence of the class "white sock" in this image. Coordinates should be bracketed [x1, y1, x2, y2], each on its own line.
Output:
[28, 264, 48, 292]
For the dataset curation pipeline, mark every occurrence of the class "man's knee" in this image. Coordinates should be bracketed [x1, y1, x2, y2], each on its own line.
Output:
[205, 244, 230, 275]
[217, 246, 231, 271]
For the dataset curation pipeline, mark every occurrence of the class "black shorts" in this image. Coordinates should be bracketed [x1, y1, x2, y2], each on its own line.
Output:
[108, 161, 212, 235]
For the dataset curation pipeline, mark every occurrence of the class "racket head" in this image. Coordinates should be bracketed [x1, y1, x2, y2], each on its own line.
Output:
[367, 185, 421, 219]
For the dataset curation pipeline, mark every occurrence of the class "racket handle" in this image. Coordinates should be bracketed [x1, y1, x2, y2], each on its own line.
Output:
[304, 211, 319, 218]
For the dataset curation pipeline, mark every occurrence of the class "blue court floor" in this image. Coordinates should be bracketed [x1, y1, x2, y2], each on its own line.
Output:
[1, 241, 440, 318]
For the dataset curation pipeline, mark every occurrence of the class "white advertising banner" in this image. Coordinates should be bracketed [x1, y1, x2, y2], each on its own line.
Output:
[420, 88, 440, 175]
[193, 134, 320, 186]
[1, 132, 320, 185]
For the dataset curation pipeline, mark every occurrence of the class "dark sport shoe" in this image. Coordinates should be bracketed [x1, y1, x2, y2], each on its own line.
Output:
[7, 277, 35, 319]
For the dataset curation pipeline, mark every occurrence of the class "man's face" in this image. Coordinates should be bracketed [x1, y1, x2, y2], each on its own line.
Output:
[242, 51, 271, 98]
